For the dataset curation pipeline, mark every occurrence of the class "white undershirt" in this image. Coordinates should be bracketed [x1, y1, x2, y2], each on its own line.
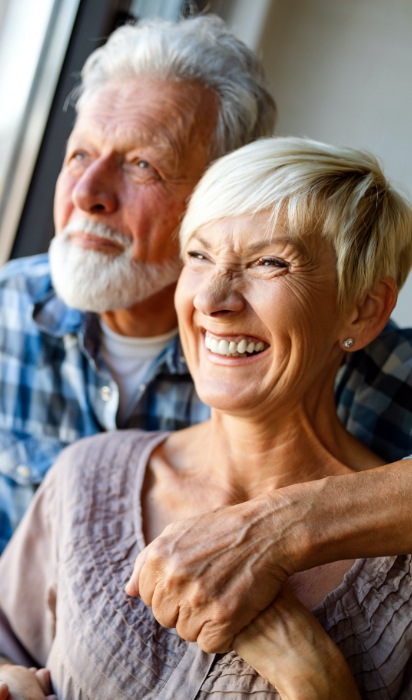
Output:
[99, 320, 178, 425]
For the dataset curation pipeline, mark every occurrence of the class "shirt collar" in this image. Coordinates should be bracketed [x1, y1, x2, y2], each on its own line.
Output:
[29, 273, 188, 376]
[152, 334, 189, 376]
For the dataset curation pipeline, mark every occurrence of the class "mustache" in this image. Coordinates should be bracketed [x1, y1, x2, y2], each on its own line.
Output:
[59, 219, 131, 248]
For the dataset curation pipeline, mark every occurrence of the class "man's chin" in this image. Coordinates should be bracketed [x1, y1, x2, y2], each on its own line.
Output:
[53, 279, 178, 314]
[54, 287, 142, 314]
[49, 238, 182, 313]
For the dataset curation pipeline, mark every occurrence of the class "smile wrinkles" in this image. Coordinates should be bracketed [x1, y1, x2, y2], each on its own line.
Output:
[204, 331, 268, 357]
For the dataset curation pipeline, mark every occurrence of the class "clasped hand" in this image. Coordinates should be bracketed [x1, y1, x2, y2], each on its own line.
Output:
[0, 666, 56, 700]
[126, 496, 295, 653]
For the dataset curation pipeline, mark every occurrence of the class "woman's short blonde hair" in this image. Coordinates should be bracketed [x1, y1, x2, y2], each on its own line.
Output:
[180, 136, 412, 311]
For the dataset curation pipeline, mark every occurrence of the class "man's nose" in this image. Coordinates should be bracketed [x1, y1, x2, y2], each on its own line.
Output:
[193, 272, 245, 316]
[72, 156, 119, 214]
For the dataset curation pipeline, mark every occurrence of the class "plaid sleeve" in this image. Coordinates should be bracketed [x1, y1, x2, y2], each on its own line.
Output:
[335, 322, 412, 461]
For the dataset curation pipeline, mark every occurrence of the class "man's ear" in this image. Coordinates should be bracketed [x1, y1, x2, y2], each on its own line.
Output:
[340, 277, 397, 351]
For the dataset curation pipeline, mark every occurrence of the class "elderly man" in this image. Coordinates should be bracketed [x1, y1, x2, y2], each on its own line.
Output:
[0, 14, 276, 551]
[0, 12, 411, 666]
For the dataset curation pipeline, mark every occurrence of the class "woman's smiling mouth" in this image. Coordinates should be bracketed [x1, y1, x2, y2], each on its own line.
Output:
[204, 331, 269, 357]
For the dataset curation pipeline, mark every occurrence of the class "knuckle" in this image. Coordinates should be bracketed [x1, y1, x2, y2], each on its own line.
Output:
[187, 579, 210, 608]
[145, 539, 167, 564]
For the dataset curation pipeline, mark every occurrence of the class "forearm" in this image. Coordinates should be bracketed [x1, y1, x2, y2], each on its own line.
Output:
[233, 590, 361, 700]
[278, 458, 412, 572]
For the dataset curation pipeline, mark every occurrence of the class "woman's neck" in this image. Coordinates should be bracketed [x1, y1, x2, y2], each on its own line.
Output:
[170, 397, 384, 503]
[144, 379, 385, 547]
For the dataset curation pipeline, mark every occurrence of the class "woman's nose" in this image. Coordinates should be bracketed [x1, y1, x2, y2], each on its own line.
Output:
[72, 156, 119, 214]
[193, 272, 245, 316]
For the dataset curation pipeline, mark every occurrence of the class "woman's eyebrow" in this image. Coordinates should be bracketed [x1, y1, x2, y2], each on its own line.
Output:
[190, 232, 308, 255]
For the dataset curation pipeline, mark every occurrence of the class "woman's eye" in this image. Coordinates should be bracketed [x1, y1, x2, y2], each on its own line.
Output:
[257, 257, 288, 268]
[186, 250, 208, 261]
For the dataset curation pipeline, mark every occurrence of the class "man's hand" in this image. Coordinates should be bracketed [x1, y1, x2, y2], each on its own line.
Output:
[233, 588, 361, 699]
[0, 666, 56, 700]
[126, 493, 304, 652]
[127, 461, 412, 652]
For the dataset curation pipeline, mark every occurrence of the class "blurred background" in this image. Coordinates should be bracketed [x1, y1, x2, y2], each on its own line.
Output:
[0, 0, 411, 324]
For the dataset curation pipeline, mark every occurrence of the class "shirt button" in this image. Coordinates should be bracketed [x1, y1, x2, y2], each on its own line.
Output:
[179, 356, 186, 365]
[100, 386, 111, 401]
[138, 383, 146, 393]
[16, 464, 31, 479]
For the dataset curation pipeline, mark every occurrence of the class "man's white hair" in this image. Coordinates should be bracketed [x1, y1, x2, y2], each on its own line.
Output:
[71, 15, 277, 161]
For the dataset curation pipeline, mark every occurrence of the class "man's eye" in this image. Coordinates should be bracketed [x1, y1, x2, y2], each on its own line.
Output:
[65, 150, 91, 170]
[131, 158, 154, 171]
[129, 159, 160, 180]
[68, 151, 86, 162]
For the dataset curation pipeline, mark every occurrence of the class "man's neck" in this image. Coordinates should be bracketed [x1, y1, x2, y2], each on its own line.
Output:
[101, 282, 178, 337]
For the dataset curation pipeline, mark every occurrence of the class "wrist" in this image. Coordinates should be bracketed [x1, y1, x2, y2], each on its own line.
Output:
[271, 461, 410, 573]
[258, 480, 331, 575]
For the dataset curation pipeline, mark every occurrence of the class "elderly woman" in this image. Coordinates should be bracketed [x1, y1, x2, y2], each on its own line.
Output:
[0, 136, 412, 699]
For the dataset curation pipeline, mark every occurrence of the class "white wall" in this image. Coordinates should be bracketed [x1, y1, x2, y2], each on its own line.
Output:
[254, 0, 412, 326]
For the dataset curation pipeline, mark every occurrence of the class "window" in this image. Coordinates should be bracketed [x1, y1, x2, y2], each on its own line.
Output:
[0, 0, 81, 265]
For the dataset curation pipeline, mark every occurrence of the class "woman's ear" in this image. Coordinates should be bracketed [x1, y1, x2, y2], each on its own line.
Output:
[340, 277, 397, 352]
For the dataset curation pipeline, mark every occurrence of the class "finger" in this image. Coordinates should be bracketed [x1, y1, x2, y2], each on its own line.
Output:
[174, 599, 237, 652]
[0, 681, 9, 700]
[134, 542, 180, 607]
[125, 546, 150, 597]
[197, 622, 234, 654]
[132, 554, 158, 606]
[175, 606, 200, 642]
[194, 604, 240, 654]
[150, 584, 180, 629]
[34, 668, 52, 694]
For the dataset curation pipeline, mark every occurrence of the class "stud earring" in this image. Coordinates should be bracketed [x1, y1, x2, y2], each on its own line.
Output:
[342, 338, 354, 349]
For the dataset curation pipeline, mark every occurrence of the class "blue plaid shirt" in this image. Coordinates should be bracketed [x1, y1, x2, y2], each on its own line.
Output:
[0, 254, 411, 551]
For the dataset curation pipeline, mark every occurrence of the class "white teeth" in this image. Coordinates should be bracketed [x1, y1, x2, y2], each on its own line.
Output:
[205, 333, 267, 357]
[218, 339, 230, 354]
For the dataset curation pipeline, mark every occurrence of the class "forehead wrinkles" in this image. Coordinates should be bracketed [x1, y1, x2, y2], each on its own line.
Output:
[75, 79, 212, 166]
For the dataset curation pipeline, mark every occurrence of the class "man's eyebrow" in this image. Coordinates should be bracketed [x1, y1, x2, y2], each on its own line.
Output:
[68, 125, 175, 156]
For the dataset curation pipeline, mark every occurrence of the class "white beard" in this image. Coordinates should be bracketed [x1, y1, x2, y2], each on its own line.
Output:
[49, 219, 182, 313]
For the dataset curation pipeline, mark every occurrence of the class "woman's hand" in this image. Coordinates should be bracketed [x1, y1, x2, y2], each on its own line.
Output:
[0, 665, 56, 700]
[0, 681, 10, 700]
[233, 588, 361, 700]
